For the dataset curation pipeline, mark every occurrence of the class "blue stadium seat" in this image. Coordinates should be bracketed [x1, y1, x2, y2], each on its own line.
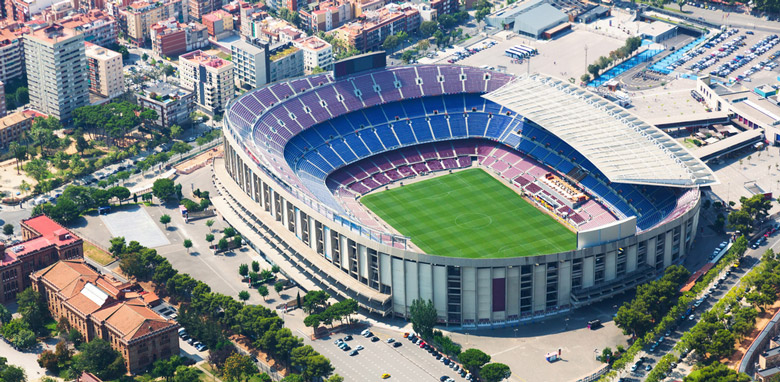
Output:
[450, 115, 467, 137]
[360, 130, 385, 153]
[393, 123, 417, 145]
[411, 119, 434, 142]
[344, 133, 371, 158]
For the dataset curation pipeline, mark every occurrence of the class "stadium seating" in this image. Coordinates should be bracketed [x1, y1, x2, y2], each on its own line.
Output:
[226, 65, 681, 233]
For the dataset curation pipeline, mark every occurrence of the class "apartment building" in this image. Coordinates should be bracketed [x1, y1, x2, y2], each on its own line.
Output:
[299, 0, 353, 33]
[31, 259, 179, 374]
[41, 0, 76, 21]
[0, 110, 42, 147]
[6, 0, 59, 21]
[150, 18, 208, 57]
[231, 37, 303, 89]
[201, 9, 233, 39]
[292, 35, 332, 73]
[85, 42, 123, 99]
[238, 1, 267, 36]
[0, 23, 26, 84]
[121, 0, 189, 46]
[0, 215, 83, 304]
[59, 10, 119, 47]
[0, 81, 5, 117]
[188, 0, 224, 22]
[136, 82, 194, 127]
[247, 17, 303, 43]
[179, 50, 234, 115]
[329, 3, 420, 52]
[430, 0, 458, 17]
[24, 24, 89, 123]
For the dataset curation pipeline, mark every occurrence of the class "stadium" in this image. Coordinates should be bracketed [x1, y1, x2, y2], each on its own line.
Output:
[215, 59, 717, 327]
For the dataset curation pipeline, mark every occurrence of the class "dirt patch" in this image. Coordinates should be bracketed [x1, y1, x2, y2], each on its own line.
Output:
[175, 146, 223, 175]
[724, 300, 780, 369]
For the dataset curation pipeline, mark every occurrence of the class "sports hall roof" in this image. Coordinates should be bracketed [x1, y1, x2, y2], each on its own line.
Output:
[484, 74, 718, 188]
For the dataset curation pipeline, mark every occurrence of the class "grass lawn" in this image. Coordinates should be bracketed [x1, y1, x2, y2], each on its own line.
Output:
[361, 168, 576, 258]
[82, 240, 115, 266]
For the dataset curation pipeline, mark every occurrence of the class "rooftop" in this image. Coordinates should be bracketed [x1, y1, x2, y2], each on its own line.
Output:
[269, 45, 299, 61]
[141, 82, 192, 103]
[293, 35, 330, 51]
[0, 110, 34, 129]
[59, 9, 114, 32]
[85, 41, 121, 59]
[27, 23, 79, 44]
[180, 50, 232, 68]
[484, 74, 718, 187]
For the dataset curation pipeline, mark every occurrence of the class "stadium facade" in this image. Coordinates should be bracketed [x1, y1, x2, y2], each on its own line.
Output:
[215, 64, 716, 327]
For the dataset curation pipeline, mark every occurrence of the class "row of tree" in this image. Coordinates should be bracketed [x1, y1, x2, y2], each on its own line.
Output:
[303, 299, 359, 329]
[32, 184, 131, 224]
[0, 288, 50, 350]
[73, 101, 158, 147]
[584, 36, 643, 81]
[109, 236, 336, 380]
[614, 265, 691, 338]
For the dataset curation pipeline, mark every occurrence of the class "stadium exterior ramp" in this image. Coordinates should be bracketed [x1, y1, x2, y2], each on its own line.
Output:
[484, 74, 718, 188]
[217, 65, 705, 328]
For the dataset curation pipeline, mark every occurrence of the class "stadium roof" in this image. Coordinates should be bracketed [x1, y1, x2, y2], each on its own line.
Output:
[484, 74, 718, 188]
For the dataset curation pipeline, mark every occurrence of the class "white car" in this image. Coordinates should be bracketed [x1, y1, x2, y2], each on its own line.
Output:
[387, 338, 395, 343]
[356, 345, 364, 351]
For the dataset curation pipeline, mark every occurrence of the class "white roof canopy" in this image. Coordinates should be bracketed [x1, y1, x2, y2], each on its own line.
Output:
[484, 74, 717, 188]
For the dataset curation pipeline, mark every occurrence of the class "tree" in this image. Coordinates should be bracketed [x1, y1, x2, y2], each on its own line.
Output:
[459, 349, 491, 374]
[68, 328, 83, 345]
[38, 350, 60, 373]
[238, 290, 250, 302]
[251, 261, 260, 273]
[419, 21, 438, 38]
[327, 375, 345, 382]
[142, 53, 149, 61]
[401, 50, 416, 64]
[677, 0, 687, 10]
[206, 233, 215, 246]
[109, 236, 126, 256]
[410, 298, 437, 339]
[152, 178, 176, 201]
[0, 304, 11, 325]
[3, 224, 13, 237]
[152, 356, 183, 382]
[72, 339, 126, 380]
[311, 66, 325, 74]
[475, 7, 491, 22]
[206, 219, 215, 231]
[224, 227, 236, 237]
[173, 365, 200, 382]
[275, 281, 284, 294]
[109, 186, 130, 204]
[382, 35, 399, 51]
[17, 287, 48, 334]
[9, 142, 26, 175]
[239, 264, 249, 278]
[223, 353, 257, 382]
[160, 214, 172, 228]
[218, 238, 229, 251]
[258, 285, 269, 300]
[183, 239, 193, 253]
[683, 361, 749, 382]
[23, 158, 49, 181]
[171, 141, 191, 158]
[580, 73, 591, 83]
[0, 358, 26, 382]
[481, 363, 511, 382]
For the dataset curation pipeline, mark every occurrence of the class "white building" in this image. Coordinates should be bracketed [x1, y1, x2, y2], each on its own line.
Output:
[179, 50, 234, 115]
[293, 35, 333, 73]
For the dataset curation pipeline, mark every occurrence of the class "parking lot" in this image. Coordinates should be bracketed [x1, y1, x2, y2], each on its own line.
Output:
[682, 28, 780, 83]
[308, 327, 471, 382]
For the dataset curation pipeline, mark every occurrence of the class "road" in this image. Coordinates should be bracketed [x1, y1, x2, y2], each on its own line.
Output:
[624, 222, 779, 381]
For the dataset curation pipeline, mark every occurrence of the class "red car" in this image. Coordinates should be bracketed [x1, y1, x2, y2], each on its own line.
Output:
[419, 341, 426, 348]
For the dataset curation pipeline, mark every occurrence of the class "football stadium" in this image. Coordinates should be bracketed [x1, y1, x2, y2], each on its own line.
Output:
[215, 57, 717, 327]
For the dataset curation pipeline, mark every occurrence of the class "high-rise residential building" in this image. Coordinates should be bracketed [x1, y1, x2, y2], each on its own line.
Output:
[150, 18, 208, 57]
[136, 82, 194, 127]
[85, 42, 123, 99]
[231, 37, 303, 89]
[0, 24, 25, 84]
[59, 10, 119, 48]
[179, 50, 234, 115]
[0, 81, 5, 117]
[120, 0, 189, 46]
[24, 24, 89, 123]
[329, 3, 420, 52]
[292, 35, 332, 73]
[31, 259, 180, 374]
[201, 9, 233, 39]
[238, 1, 266, 36]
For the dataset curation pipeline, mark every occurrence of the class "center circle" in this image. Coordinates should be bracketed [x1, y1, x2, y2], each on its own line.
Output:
[455, 213, 492, 229]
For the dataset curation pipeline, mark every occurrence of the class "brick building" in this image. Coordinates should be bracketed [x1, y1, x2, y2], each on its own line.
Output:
[201, 9, 233, 39]
[0, 110, 43, 147]
[329, 3, 420, 52]
[31, 259, 179, 374]
[0, 215, 83, 304]
[150, 18, 208, 57]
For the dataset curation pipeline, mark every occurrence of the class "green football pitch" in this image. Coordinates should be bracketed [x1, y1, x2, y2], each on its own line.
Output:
[360, 168, 577, 259]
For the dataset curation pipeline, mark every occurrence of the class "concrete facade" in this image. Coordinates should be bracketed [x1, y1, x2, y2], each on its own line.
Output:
[85, 42, 124, 99]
